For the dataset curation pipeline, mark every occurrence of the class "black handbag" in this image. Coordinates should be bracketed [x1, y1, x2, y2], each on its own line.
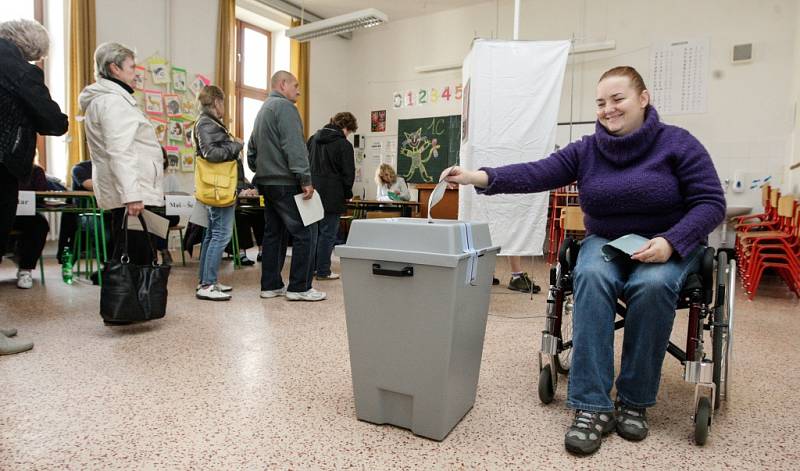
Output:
[100, 214, 170, 322]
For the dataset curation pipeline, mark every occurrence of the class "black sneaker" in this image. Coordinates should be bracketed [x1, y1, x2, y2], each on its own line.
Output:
[508, 273, 541, 293]
[239, 254, 255, 266]
[615, 400, 649, 441]
[564, 410, 616, 455]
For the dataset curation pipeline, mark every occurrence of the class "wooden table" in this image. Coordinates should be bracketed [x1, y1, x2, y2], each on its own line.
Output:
[416, 184, 459, 219]
[345, 199, 421, 218]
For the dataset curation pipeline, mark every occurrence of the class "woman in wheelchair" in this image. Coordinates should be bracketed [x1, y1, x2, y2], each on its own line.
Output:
[442, 66, 726, 455]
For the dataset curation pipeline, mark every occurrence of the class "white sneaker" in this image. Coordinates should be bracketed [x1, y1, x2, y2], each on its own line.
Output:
[286, 288, 327, 302]
[260, 286, 287, 298]
[315, 273, 340, 280]
[16, 270, 33, 289]
[196, 284, 232, 301]
[196, 282, 232, 292]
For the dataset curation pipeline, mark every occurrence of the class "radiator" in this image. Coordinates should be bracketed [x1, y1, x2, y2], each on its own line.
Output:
[44, 212, 61, 241]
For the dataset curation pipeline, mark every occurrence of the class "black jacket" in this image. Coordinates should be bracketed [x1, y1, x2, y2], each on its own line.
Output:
[307, 124, 355, 214]
[0, 39, 68, 179]
[193, 112, 243, 163]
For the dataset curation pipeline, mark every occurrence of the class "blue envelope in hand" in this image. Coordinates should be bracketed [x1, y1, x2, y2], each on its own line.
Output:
[601, 234, 650, 262]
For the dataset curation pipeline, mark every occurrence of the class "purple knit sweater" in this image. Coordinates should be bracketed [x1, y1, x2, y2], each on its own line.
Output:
[479, 106, 726, 258]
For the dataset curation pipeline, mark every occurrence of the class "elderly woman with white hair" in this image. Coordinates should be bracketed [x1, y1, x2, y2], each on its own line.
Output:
[80, 42, 165, 325]
[0, 18, 68, 355]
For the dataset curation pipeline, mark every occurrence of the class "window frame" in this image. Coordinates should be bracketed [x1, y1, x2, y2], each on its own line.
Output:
[235, 20, 272, 140]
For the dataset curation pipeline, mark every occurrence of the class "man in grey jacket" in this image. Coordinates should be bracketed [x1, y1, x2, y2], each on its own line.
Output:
[248, 71, 325, 302]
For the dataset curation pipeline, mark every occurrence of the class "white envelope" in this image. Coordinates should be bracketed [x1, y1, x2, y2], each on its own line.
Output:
[294, 191, 324, 226]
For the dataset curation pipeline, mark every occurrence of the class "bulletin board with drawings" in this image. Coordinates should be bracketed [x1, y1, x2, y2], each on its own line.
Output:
[133, 55, 211, 173]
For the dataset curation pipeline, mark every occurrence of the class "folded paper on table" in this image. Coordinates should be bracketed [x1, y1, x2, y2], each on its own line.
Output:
[601, 234, 650, 262]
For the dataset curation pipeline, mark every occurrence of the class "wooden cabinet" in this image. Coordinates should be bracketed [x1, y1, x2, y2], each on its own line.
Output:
[416, 184, 459, 219]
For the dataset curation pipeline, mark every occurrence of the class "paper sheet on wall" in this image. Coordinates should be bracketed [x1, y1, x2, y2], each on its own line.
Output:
[649, 38, 709, 115]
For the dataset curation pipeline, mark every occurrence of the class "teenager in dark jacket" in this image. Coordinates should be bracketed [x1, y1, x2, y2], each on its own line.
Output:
[307, 112, 357, 280]
[0, 19, 68, 356]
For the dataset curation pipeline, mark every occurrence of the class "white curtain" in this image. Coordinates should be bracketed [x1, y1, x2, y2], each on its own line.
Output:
[459, 40, 570, 255]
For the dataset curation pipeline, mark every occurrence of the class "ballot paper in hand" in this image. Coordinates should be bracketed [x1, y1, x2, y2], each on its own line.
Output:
[127, 209, 170, 239]
[601, 234, 650, 262]
[294, 191, 324, 226]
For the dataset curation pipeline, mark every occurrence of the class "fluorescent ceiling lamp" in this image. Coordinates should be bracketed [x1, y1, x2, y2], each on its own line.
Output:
[570, 40, 616, 55]
[285, 8, 388, 42]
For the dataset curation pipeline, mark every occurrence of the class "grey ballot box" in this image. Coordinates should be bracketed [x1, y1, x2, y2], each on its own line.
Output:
[335, 218, 500, 441]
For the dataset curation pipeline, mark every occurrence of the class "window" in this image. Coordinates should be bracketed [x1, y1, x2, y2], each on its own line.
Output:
[235, 20, 271, 181]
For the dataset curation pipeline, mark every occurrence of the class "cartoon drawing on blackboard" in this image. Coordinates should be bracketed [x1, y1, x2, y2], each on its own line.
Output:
[399, 129, 440, 183]
[396, 115, 460, 184]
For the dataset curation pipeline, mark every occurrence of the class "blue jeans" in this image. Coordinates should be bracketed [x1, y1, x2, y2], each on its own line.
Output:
[567, 235, 703, 412]
[258, 185, 318, 293]
[197, 205, 235, 286]
[314, 213, 340, 276]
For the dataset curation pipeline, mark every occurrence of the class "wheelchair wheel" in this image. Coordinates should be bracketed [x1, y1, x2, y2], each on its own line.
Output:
[713, 252, 735, 409]
[554, 296, 574, 374]
[694, 396, 711, 445]
[538, 365, 555, 404]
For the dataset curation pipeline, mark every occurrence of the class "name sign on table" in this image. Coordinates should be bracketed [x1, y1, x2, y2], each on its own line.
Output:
[165, 195, 196, 216]
[15, 191, 35, 216]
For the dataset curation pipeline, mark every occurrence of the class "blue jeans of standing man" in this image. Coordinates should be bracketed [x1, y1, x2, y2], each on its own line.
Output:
[315, 213, 340, 277]
[198, 204, 235, 286]
[566, 234, 703, 412]
[258, 185, 318, 293]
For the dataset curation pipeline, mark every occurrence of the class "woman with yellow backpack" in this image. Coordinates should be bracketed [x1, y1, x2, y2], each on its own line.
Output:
[193, 85, 242, 301]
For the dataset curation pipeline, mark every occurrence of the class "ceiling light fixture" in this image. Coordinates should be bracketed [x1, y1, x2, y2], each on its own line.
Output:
[285, 8, 388, 42]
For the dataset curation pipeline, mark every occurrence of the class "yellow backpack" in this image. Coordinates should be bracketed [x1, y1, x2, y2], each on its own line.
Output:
[193, 119, 238, 207]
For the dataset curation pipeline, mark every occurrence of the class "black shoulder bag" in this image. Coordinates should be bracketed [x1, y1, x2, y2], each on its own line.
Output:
[100, 215, 171, 322]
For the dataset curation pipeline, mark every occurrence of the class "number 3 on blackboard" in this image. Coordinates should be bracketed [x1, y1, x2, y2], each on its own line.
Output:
[418, 89, 428, 105]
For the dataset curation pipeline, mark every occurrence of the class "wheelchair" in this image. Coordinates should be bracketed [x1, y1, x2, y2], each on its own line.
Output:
[537, 238, 736, 445]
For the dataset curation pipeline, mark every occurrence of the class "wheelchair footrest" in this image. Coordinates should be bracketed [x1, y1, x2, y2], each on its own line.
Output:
[684, 360, 713, 384]
[540, 331, 559, 355]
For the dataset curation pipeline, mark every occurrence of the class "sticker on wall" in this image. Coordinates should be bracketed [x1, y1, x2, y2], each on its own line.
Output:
[171, 66, 187, 92]
[144, 89, 164, 115]
[150, 116, 167, 144]
[180, 94, 197, 117]
[180, 148, 195, 173]
[164, 94, 182, 117]
[371, 110, 386, 132]
[133, 66, 146, 90]
[392, 92, 403, 109]
[190, 74, 211, 97]
[168, 119, 185, 144]
[149, 62, 170, 85]
[182, 121, 194, 147]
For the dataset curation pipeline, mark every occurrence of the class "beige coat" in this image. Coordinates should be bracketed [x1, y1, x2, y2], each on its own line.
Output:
[79, 79, 164, 210]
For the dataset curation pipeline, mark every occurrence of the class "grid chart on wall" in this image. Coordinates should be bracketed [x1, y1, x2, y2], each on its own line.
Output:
[649, 38, 709, 115]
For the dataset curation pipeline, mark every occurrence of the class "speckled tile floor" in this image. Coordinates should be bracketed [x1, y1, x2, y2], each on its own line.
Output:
[1, 251, 798, 470]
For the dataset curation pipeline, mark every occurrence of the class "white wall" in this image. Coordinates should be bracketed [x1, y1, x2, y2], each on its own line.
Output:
[95, 0, 219, 191]
[308, 0, 800, 208]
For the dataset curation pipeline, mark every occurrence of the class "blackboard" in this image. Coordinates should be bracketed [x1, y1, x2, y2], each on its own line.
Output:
[396, 115, 461, 184]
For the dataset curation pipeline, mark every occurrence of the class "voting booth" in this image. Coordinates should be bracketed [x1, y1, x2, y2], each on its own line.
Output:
[336, 218, 500, 440]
